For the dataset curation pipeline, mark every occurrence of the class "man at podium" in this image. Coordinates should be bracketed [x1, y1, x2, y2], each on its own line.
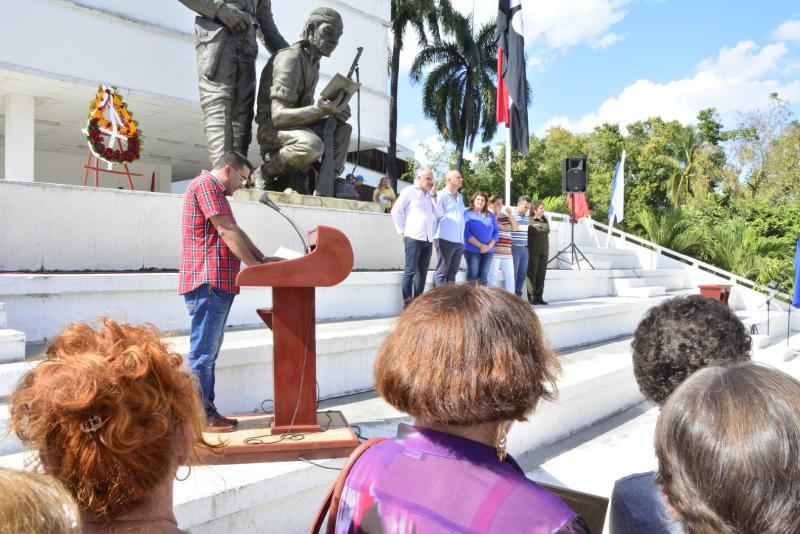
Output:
[178, 151, 267, 433]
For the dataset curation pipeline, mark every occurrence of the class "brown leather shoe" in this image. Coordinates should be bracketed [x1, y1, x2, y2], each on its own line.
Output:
[205, 414, 235, 433]
[218, 414, 239, 427]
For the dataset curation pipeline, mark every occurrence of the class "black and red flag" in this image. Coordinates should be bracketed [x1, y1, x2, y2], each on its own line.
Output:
[496, 0, 529, 155]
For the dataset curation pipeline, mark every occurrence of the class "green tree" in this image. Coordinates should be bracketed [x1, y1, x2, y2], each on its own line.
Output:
[388, 0, 453, 189]
[653, 126, 701, 207]
[730, 93, 794, 200]
[410, 13, 502, 172]
[630, 209, 708, 256]
[701, 218, 792, 280]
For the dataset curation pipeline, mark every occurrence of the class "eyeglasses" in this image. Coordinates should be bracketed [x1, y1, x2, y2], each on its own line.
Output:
[229, 167, 251, 185]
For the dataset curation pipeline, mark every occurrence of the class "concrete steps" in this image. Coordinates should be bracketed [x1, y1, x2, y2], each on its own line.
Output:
[738, 309, 794, 348]
[554, 246, 641, 271]
[0, 290, 684, 457]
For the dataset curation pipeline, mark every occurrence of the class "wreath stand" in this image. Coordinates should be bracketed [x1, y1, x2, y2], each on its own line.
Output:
[81, 84, 144, 190]
[82, 135, 143, 189]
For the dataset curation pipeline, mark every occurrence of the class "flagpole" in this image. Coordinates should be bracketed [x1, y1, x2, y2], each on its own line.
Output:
[505, 126, 512, 206]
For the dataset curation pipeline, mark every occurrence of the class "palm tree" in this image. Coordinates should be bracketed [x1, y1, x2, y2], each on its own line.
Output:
[388, 0, 453, 189]
[702, 218, 791, 280]
[654, 126, 700, 207]
[630, 208, 708, 256]
[410, 13, 501, 172]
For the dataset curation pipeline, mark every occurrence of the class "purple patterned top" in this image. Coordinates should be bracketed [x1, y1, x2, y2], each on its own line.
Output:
[335, 424, 590, 533]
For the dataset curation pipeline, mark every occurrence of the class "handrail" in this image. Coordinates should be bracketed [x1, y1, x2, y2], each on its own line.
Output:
[546, 212, 794, 307]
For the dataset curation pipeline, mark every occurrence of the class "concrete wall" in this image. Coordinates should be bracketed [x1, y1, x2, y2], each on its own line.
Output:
[0, 180, 404, 272]
[0, 150, 172, 191]
[0, 1, 388, 101]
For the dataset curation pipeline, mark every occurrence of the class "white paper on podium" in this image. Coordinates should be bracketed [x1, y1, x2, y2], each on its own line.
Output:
[273, 246, 304, 260]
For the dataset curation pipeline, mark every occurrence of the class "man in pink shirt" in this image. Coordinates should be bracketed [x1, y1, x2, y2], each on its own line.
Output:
[391, 168, 441, 307]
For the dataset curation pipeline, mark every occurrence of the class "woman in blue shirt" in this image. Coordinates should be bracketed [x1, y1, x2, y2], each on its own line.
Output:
[463, 191, 499, 285]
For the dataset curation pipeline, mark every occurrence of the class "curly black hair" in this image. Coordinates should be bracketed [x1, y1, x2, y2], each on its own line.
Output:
[632, 295, 751, 406]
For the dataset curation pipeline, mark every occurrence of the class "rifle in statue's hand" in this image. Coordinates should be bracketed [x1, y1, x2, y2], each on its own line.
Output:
[316, 47, 363, 196]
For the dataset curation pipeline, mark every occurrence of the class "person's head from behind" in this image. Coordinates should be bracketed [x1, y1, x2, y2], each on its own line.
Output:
[655, 363, 800, 534]
[375, 284, 560, 431]
[632, 295, 751, 406]
[0, 468, 81, 533]
[10, 318, 215, 524]
[212, 151, 253, 196]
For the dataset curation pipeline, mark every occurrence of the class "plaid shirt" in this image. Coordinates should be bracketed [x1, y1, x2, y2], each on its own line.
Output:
[178, 171, 241, 295]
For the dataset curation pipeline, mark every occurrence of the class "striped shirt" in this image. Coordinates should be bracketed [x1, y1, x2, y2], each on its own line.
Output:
[495, 213, 513, 257]
[511, 211, 529, 246]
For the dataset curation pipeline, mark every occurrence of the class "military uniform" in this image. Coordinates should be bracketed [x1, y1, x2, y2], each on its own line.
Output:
[180, 0, 288, 164]
[255, 41, 352, 192]
[527, 216, 550, 303]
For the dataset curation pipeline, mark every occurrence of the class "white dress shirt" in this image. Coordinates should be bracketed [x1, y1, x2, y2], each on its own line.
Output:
[391, 184, 442, 242]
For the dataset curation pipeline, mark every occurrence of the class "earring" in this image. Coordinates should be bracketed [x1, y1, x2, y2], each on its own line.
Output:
[495, 424, 508, 462]
[175, 464, 192, 482]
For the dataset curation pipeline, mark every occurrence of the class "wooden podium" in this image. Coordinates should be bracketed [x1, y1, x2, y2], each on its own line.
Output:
[206, 226, 360, 463]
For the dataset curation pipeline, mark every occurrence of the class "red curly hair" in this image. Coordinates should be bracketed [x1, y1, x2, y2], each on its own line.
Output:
[10, 318, 216, 522]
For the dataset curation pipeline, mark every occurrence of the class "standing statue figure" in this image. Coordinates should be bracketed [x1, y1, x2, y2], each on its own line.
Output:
[253, 8, 352, 195]
[179, 0, 289, 165]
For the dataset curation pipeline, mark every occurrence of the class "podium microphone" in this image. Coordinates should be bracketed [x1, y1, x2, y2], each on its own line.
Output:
[259, 193, 311, 253]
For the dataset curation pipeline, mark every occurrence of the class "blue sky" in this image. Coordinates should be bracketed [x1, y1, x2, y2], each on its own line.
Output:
[395, 0, 800, 164]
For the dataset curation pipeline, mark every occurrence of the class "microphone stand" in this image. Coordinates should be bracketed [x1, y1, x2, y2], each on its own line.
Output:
[259, 193, 310, 254]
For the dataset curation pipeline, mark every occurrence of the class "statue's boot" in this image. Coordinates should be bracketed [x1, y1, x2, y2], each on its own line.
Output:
[200, 99, 229, 166]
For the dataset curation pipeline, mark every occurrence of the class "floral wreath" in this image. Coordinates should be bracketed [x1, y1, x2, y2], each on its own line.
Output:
[82, 84, 142, 165]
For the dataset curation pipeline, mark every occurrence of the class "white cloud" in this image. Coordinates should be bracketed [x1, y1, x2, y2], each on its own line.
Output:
[522, 0, 629, 51]
[399, 124, 417, 142]
[696, 41, 786, 80]
[773, 19, 800, 42]
[539, 39, 800, 135]
[395, 0, 629, 73]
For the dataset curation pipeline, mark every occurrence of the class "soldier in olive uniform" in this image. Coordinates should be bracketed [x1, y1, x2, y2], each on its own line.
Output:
[179, 0, 289, 164]
[527, 200, 550, 305]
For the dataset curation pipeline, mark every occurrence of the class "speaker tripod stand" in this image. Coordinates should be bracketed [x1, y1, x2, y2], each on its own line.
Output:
[549, 193, 594, 270]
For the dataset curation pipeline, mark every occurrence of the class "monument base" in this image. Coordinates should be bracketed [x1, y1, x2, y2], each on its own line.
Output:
[200, 411, 360, 464]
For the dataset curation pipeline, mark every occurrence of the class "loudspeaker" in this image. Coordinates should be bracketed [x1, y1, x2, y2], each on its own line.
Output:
[562, 157, 587, 193]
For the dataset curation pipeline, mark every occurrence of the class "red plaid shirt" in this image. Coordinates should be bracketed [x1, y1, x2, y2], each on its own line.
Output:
[178, 171, 241, 295]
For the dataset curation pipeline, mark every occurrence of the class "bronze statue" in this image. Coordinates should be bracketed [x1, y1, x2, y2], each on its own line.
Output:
[253, 7, 352, 195]
[179, 0, 289, 165]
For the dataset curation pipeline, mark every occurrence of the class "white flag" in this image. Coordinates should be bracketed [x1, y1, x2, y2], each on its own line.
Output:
[608, 150, 626, 225]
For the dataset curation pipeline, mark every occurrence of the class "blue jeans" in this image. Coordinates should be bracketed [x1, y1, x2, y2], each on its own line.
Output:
[402, 237, 433, 304]
[464, 251, 494, 285]
[184, 283, 235, 418]
[512, 246, 529, 297]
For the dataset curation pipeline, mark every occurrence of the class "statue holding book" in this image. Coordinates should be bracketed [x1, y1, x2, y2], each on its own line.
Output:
[253, 7, 358, 196]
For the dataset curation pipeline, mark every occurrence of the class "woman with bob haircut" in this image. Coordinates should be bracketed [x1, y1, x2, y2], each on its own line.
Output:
[0, 467, 81, 533]
[655, 362, 800, 534]
[334, 284, 590, 533]
[10, 318, 218, 533]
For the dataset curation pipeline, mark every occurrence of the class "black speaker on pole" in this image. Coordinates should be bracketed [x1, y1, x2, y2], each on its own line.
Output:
[562, 157, 587, 193]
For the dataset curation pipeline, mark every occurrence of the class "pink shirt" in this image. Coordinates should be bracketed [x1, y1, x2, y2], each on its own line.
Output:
[391, 184, 442, 242]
